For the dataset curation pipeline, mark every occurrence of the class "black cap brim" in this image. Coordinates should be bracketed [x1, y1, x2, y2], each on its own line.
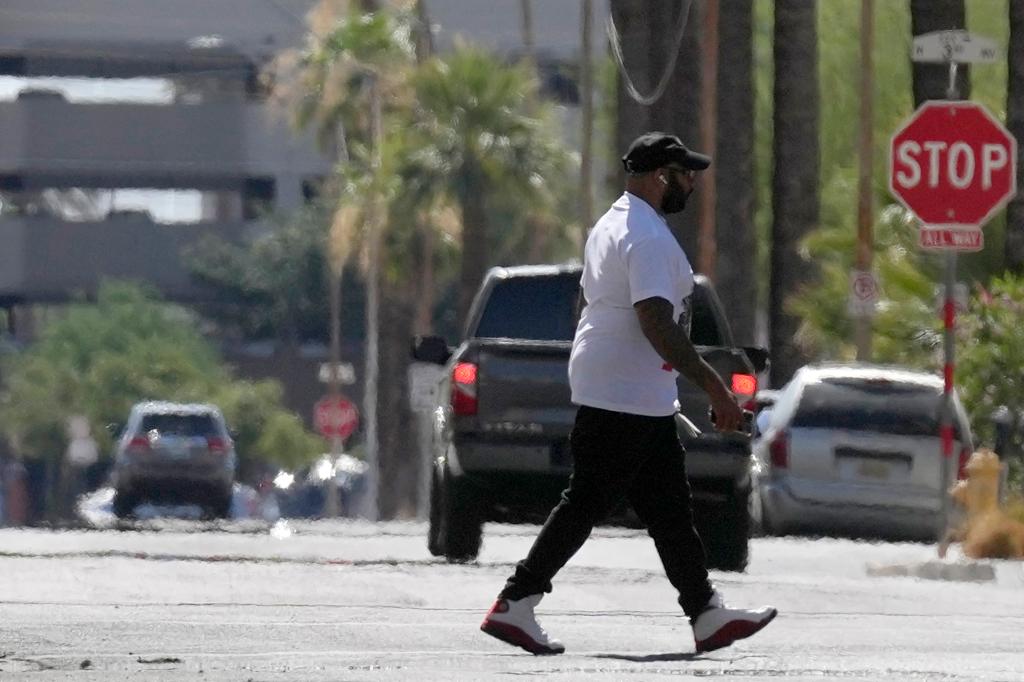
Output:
[682, 150, 711, 171]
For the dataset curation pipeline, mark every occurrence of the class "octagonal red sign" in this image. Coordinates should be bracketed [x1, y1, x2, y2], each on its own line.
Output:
[889, 100, 1017, 227]
[314, 395, 359, 441]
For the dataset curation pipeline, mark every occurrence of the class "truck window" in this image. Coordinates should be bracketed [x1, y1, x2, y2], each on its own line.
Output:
[689, 285, 723, 346]
[139, 413, 220, 437]
[475, 275, 579, 341]
[792, 378, 951, 437]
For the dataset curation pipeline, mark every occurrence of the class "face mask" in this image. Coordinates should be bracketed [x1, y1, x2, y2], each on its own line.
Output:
[661, 182, 691, 214]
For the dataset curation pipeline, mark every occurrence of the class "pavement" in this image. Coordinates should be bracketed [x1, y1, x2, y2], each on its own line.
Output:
[1, 521, 1022, 679]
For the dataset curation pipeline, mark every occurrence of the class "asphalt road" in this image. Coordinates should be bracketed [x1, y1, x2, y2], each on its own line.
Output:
[1, 519, 1022, 680]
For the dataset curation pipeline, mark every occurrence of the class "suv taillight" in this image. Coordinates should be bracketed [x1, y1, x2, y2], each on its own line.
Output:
[769, 430, 789, 469]
[451, 361, 478, 416]
[207, 436, 229, 454]
[127, 436, 150, 451]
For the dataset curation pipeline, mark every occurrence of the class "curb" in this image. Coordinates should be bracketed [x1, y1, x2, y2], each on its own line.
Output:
[865, 560, 995, 582]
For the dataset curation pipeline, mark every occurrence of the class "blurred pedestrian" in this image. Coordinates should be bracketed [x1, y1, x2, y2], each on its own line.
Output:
[480, 133, 776, 655]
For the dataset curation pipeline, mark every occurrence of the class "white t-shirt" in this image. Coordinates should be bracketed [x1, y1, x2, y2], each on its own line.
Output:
[568, 192, 695, 417]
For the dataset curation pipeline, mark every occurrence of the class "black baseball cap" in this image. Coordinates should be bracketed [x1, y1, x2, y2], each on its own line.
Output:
[621, 132, 711, 174]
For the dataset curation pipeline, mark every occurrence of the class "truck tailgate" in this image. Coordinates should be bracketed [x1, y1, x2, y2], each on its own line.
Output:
[475, 339, 576, 441]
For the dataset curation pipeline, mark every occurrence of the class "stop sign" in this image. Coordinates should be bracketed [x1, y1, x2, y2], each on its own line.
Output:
[314, 395, 359, 441]
[889, 100, 1017, 227]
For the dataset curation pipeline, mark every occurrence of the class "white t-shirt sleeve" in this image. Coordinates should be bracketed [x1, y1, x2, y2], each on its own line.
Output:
[626, 236, 681, 306]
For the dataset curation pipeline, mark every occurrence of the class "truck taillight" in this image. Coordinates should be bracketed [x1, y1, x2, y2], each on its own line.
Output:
[731, 373, 757, 397]
[127, 436, 150, 451]
[207, 436, 229, 454]
[769, 430, 789, 469]
[451, 362, 478, 416]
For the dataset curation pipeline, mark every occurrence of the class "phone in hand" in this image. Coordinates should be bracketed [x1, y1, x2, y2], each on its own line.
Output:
[708, 407, 755, 434]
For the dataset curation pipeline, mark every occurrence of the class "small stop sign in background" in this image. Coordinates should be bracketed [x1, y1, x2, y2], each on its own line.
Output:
[889, 100, 1016, 227]
[314, 395, 359, 441]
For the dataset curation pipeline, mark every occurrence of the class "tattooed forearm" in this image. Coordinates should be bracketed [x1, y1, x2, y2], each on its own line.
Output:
[633, 296, 728, 396]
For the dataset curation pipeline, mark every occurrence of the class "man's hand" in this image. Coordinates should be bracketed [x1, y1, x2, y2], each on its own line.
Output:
[708, 388, 744, 433]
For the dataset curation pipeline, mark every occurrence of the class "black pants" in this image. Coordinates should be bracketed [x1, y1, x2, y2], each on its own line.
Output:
[499, 405, 714, 619]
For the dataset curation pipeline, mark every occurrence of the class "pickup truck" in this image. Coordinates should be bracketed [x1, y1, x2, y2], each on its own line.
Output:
[412, 263, 767, 571]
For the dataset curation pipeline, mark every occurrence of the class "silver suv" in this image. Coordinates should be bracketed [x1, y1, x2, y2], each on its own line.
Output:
[752, 364, 974, 541]
[112, 401, 236, 518]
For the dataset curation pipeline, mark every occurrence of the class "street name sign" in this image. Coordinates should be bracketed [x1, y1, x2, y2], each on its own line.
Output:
[912, 30, 999, 64]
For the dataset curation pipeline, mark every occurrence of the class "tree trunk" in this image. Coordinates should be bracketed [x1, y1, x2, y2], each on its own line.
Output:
[713, 0, 756, 344]
[660, 1, 703, 260]
[770, 0, 820, 388]
[612, 0, 655, 198]
[413, 217, 436, 335]
[457, 162, 489, 329]
[376, 283, 418, 519]
[579, 0, 595, 248]
[611, 0, 703, 258]
[413, 0, 437, 333]
[1007, 0, 1024, 273]
[910, 0, 969, 105]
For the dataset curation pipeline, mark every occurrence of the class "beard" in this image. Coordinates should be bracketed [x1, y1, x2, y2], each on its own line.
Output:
[660, 185, 691, 214]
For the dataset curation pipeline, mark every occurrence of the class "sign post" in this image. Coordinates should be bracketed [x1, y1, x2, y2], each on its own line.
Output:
[891, 31, 1017, 540]
[313, 394, 360, 518]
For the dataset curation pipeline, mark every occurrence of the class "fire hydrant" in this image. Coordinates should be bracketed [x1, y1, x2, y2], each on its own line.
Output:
[956, 448, 1002, 517]
[941, 448, 1024, 559]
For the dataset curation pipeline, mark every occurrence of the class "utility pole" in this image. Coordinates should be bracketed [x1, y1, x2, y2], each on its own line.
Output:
[854, 0, 875, 360]
[362, 73, 383, 522]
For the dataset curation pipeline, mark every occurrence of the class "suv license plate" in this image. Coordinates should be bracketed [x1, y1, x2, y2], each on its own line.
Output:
[858, 459, 891, 479]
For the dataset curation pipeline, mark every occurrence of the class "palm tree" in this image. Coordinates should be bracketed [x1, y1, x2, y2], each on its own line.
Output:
[411, 46, 567, 326]
[771, 0, 820, 387]
[276, 3, 418, 519]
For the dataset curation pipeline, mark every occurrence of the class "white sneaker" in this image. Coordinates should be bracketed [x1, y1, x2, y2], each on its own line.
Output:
[692, 591, 777, 653]
[480, 594, 565, 655]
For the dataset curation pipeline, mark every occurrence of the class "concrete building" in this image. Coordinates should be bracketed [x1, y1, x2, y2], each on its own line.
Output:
[0, 0, 604, 425]
[0, 0, 333, 314]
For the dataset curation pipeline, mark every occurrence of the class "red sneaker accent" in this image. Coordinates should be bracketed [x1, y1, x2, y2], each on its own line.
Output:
[695, 609, 777, 653]
[481, 619, 564, 655]
[487, 599, 509, 615]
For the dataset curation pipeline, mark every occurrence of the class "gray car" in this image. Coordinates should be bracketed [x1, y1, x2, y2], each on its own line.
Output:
[752, 364, 974, 541]
[112, 401, 236, 518]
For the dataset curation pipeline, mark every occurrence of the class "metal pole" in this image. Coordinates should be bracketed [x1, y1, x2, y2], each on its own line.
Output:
[362, 75, 383, 522]
[855, 0, 875, 360]
[939, 60, 960, 537]
[325, 268, 343, 519]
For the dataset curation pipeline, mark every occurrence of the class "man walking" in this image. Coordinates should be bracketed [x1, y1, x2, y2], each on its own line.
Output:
[480, 132, 776, 655]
